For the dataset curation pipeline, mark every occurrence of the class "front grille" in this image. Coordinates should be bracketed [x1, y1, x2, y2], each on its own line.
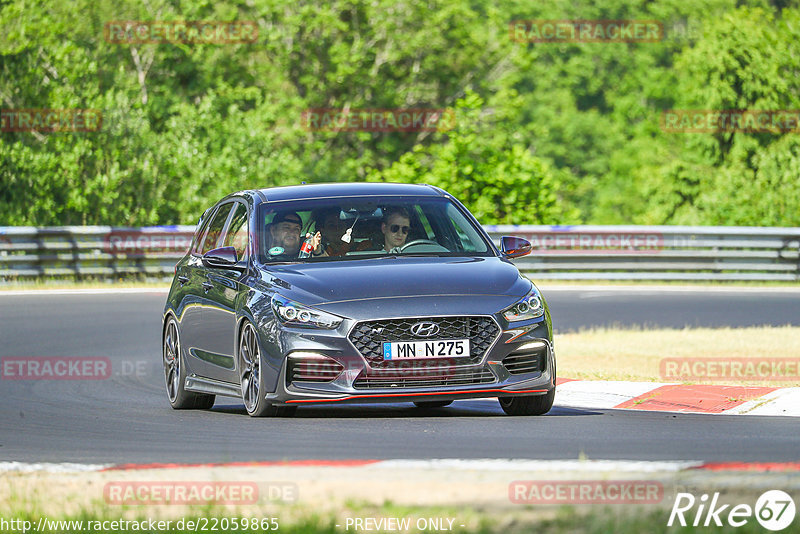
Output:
[503, 345, 547, 375]
[287, 356, 344, 384]
[348, 316, 500, 369]
[353, 366, 496, 389]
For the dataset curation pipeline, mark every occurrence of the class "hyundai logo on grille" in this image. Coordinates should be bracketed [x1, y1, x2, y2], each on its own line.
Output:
[410, 321, 440, 338]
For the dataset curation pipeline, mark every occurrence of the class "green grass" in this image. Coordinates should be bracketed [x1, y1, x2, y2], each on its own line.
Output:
[0, 505, 790, 534]
[557, 325, 800, 385]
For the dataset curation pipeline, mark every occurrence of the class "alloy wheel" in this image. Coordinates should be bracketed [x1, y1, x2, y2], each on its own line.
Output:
[239, 322, 261, 413]
[163, 320, 181, 403]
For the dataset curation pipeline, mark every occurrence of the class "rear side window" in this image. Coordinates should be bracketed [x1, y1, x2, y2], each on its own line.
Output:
[198, 203, 234, 254]
[223, 203, 249, 259]
[191, 207, 218, 254]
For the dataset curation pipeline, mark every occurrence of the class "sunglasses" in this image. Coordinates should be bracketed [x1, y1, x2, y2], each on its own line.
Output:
[389, 224, 410, 234]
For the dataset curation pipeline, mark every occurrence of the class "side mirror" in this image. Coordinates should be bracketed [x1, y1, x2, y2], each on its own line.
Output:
[500, 236, 532, 258]
[202, 246, 244, 270]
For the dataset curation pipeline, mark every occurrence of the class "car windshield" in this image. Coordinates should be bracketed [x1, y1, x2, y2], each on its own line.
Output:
[256, 196, 493, 263]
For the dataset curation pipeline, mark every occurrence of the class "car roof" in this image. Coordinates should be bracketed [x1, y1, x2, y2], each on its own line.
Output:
[253, 182, 445, 202]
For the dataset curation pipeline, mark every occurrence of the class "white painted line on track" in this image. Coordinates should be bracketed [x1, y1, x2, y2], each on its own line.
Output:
[724, 387, 800, 416]
[0, 288, 169, 296]
[555, 380, 672, 410]
[555, 381, 800, 417]
[0, 459, 703, 473]
[0, 462, 110, 473]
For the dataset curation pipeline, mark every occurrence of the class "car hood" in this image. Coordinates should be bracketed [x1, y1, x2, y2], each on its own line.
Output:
[259, 256, 531, 318]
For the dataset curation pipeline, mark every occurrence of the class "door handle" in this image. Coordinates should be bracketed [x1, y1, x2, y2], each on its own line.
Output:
[177, 275, 189, 285]
[202, 281, 214, 293]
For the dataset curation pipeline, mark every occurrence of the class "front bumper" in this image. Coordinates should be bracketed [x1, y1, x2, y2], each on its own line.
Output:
[264, 336, 556, 406]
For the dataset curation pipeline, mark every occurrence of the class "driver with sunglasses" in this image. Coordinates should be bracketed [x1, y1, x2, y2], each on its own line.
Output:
[380, 207, 411, 252]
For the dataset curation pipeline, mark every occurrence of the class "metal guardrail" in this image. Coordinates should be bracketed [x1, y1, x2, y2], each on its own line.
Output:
[0, 226, 195, 279]
[1, 225, 799, 281]
[484, 225, 800, 281]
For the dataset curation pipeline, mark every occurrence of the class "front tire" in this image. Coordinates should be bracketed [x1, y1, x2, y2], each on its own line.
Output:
[163, 317, 215, 410]
[498, 389, 554, 416]
[238, 321, 297, 418]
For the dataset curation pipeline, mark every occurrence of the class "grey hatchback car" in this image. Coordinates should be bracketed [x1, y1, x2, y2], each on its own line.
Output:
[162, 183, 555, 416]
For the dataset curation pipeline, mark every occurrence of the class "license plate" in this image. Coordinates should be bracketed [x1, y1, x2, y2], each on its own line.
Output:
[382, 339, 470, 360]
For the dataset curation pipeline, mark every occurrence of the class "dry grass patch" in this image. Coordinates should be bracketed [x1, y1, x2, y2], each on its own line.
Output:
[555, 325, 800, 386]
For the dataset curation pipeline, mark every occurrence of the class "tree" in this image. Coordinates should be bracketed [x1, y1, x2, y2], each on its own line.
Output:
[367, 92, 579, 224]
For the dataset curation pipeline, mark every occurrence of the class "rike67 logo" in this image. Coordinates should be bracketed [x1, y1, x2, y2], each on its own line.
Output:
[668, 490, 796, 531]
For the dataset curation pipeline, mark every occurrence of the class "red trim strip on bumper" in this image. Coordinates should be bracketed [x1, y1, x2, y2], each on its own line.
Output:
[285, 388, 548, 404]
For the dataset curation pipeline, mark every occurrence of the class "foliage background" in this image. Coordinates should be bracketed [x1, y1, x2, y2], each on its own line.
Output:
[1, 0, 798, 226]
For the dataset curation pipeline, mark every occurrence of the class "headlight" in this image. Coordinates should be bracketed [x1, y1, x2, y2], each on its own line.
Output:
[271, 295, 343, 329]
[502, 289, 544, 323]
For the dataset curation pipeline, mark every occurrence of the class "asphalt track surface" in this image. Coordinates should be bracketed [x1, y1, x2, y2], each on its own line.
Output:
[1, 287, 799, 465]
